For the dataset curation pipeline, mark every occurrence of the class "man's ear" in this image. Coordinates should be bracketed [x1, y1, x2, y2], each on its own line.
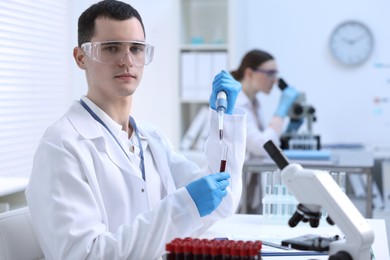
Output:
[73, 47, 86, 70]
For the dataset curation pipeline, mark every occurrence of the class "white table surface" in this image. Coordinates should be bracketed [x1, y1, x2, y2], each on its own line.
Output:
[0, 177, 29, 197]
[200, 214, 389, 260]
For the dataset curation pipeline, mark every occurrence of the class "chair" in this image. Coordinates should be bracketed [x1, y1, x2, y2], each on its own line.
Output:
[0, 207, 44, 260]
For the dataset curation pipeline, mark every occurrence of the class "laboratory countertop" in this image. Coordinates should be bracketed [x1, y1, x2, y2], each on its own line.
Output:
[200, 214, 389, 260]
[0, 177, 29, 197]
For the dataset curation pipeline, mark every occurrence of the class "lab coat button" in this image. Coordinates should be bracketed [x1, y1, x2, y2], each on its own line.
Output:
[141, 188, 144, 192]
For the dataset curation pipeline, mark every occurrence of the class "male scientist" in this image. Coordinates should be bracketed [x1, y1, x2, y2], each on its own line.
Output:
[25, 0, 246, 259]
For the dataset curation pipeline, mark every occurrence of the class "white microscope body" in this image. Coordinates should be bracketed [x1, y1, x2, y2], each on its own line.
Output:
[264, 140, 374, 260]
[283, 163, 374, 259]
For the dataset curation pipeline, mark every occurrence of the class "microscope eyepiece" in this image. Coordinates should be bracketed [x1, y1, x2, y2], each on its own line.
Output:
[278, 78, 288, 90]
[263, 140, 289, 170]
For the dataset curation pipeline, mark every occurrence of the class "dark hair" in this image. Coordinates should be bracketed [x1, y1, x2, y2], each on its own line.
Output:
[230, 50, 274, 81]
[77, 0, 145, 46]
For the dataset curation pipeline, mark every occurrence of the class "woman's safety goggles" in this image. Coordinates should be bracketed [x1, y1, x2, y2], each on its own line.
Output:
[81, 41, 154, 67]
[253, 68, 278, 79]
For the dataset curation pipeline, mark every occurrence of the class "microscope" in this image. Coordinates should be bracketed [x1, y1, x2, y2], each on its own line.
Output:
[278, 78, 321, 150]
[264, 140, 374, 260]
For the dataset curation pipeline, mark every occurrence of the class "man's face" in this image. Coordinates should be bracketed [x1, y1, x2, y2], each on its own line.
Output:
[79, 17, 146, 101]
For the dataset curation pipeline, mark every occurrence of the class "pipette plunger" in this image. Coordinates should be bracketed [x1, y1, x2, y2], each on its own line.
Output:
[216, 91, 227, 141]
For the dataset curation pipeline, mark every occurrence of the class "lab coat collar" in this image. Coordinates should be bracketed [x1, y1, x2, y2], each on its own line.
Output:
[67, 101, 142, 178]
[67, 101, 176, 192]
[67, 101, 104, 139]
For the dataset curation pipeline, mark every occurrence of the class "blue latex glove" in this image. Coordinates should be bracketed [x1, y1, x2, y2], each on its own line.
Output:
[209, 70, 241, 114]
[275, 86, 300, 118]
[185, 172, 230, 217]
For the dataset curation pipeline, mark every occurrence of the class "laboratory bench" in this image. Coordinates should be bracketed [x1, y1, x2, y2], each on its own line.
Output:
[0, 176, 29, 211]
[199, 214, 389, 260]
[241, 149, 375, 218]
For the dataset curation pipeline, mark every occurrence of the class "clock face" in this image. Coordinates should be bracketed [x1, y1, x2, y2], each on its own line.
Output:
[329, 21, 374, 66]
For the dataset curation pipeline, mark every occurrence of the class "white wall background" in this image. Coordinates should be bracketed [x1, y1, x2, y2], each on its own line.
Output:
[69, 0, 390, 149]
[231, 0, 390, 148]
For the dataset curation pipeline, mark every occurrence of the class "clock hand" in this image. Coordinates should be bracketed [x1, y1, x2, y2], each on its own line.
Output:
[340, 36, 354, 45]
[350, 33, 368, 44]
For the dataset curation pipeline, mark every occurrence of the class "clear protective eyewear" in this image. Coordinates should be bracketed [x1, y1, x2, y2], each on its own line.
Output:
[81, 40, 154, 67]
[253, 68, 278, 78]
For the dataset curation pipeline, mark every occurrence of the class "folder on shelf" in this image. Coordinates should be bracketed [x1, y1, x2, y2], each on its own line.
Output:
[180, 106, 209, 150]
[194, 117, 210, 151]
[181, 52, 213, 101]
[180, 51, 228, 101]
[211, 52, 228, 75]
[197, 52, 213, 88]
[180, 52, 197, 100]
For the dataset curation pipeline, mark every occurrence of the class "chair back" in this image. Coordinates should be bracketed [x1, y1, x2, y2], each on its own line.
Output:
[0, 207, 44, 260]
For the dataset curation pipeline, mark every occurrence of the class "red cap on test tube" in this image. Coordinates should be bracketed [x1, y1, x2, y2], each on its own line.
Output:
[165, 242, 174, 260]
[220, 240, 229, 257]
[201, 239, 211, 258]
[210, 240, 222, 257]
[192, 240, 202, 259]
[174, 240, 184, 253]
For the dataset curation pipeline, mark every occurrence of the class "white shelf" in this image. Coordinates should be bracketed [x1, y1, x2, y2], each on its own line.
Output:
[180, 98, 209, 103]
[180, 0, 228, 46]
[179, 0, 230, 150]
[180, 44, 228, 51]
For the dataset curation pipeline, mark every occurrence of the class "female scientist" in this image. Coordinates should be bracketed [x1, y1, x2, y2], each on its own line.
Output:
[231, 49, 299, 213]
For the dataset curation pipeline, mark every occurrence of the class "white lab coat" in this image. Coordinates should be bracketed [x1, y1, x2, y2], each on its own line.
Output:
[26, 101, 246, 260]
[236, 92, 279, 158]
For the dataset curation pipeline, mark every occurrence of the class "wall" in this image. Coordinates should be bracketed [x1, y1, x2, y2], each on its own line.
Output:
[70, 0, 390, 149]
[231, 0, 390, 148]
[69, 0, 181, 147]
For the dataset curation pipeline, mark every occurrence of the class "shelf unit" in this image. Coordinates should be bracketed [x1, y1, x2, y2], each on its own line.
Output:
[179, 0, 230, 151]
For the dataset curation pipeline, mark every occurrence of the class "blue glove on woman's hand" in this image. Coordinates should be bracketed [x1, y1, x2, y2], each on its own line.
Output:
[209, 70, 241, 115]
[185, 172, 230, 217]
[275, 86, 300, 118]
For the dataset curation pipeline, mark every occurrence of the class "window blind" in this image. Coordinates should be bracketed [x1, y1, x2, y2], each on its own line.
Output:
[0, 0, 70, 178]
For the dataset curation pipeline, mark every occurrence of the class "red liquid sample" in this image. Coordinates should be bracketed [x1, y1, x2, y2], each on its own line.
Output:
[219, 160, 226, 172]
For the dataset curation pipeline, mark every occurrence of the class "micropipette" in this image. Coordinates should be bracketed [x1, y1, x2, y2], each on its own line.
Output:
[216, 91, 227, 140]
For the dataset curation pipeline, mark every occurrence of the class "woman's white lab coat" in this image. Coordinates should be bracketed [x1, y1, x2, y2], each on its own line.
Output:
[26, 101, 246, 260]
[236, 91, 279, 158]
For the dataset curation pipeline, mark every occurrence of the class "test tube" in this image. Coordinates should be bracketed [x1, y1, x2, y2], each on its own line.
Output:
[338, 172, 346, 192]
[331, 172, 346, 193]
[272, 170, 282, 216]
[262, 171, 273, 217]
[220, 145, 228, 172]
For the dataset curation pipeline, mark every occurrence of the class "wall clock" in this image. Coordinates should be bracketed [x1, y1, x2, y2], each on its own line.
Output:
[329, 21, 374, 66]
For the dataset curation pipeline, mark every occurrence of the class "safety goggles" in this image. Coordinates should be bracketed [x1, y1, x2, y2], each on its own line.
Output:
[81, 40, 154, 67]
[253, 68, 278, 78]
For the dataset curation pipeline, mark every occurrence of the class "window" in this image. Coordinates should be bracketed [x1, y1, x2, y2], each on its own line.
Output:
[0, 0, 71, 178]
